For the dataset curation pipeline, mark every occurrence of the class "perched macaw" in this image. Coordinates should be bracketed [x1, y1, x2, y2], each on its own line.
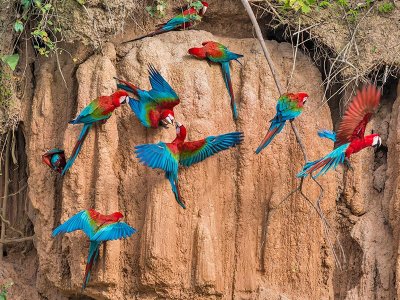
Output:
[255, 92, 309, 154]
[134, 122, 244, 209]
[62, 90, 129, 175]
[188, 41, 243, 120]
[297, 85, 382, 178]
[52, 209, 136, 290]
[114, 65, 179, 129]
[42, 148, 66, 174]
[124, 1, 208, 43]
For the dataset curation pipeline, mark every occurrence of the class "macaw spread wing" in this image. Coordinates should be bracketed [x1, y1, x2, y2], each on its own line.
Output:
[337, 85, 381, 144]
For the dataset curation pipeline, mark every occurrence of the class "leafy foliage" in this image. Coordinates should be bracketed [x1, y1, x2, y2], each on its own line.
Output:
[12, 0, 62, 58]
[146, 0, 168, 18]
[0, 282, 13, 300]
[378, 1, 395, 13]
[1, 55, 19, 71]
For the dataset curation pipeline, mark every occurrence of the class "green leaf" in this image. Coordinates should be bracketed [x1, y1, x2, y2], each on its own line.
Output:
[1, 54, 20, 71]
[76, 0, 86, 4]
[44, 3, 51, 9]
[0, 294, 6, 300]
[14, 20, 24, 32]
[21, 0, 31, 9]
[301, 4, 311, 13]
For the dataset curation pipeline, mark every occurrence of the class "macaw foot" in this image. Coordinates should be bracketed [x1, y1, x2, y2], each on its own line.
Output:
[207, 60, 212, 67]
[344, 158, 354, 172]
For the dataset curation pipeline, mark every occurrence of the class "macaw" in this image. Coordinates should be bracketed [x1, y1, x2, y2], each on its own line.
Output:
[124, 1, 209, 43]
[134, 122, 244, 209]
[62, 90, 129, 175]
[42, 148, 66, 174]
[297, 85, 382, 178]
[52, 209, 136, 290]
[188, 41, 243, 120]
[255, 92, 309, 154]
[114, 65, 179, 129]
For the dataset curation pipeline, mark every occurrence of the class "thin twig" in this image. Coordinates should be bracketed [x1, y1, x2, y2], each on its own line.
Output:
[241, 0, 283, 95]
[0, 235, 34, 244]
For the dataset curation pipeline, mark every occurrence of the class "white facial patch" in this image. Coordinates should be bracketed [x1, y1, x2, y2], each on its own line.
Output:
[372, 136, 381, 147]
[303, 96, 308, 103]
[119, 96, 127, 104]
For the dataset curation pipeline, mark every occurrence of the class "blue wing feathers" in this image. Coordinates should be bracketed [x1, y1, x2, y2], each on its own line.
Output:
[297, 143, 350, 178]
[52, 210, 95, 239]
[318, 129, 337, 142]
[180, 132, 243, 167]
[92, 222, 137, 242]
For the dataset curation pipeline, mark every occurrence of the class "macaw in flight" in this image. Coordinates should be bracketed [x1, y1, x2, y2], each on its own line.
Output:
[255, 92, 309, 154]
[188, 41, 244, 120]
[297, 85, 382, 178]
[42, 148, 66, 174]
[124, 1, 209, 43]
[134, 122, 244, 209]
[61, 90, 129, 175]
[52, 209, 136, 290]
[114, 65, 179, 129]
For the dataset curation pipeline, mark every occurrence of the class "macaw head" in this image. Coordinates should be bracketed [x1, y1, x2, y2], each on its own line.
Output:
[42, 148, 66, 174]
[200, 1, 209, 15]
[188, 47, 206, 59]
[296, 92, 309, 105]
[111, 211, 124, 221]
[160, 110, 175, 128]
[111, 90, 129, 107]
[175, 121, 187, 140]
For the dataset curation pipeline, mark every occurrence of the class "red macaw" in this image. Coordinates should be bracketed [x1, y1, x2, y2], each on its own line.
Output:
[42, 148, 66, 173]
[124, 1, 209, 43]
[61, 90, 129, 175]
[188, 41, 244, 120]
[115, 65, 179, 128]
[134, 122, 244, 209]
[256, 92, 309, 154]
[52, 209, 136, 290]
[297, 85, 382, 178]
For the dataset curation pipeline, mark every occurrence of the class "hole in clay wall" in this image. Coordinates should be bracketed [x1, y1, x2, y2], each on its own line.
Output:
[0, 124, 34, 258]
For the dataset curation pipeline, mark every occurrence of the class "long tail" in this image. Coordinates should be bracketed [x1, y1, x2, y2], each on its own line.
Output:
[122, 29, 166, 43]
[255, 121, 285, 154]
[167, 174, 186, 209]
[114, 77, 139, 97]
[62, 123, 92, 176]
[297, 143, 349, 178]
[220, 62, 238, 120]
[82, 241, 101, 290]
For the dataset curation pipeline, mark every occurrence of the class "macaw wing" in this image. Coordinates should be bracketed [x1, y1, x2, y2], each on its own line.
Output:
[274, 94, 303, 122]
[135, 142, 179, 174]
[148, 65, 179, 109]
[317, 129, 337, 142]
[179, 132, 244, 167]
[92, 222, 137, 242]
[161, 13, 194, 31]
[337, 85, 381, 144]
[52, 210, 96, 239]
